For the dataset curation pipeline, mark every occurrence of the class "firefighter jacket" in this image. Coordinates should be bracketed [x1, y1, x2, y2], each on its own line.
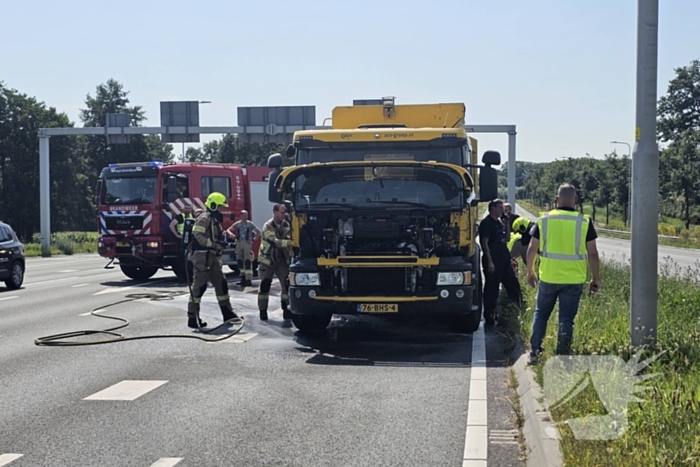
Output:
[259, 218, 291, 266]
[191, 211, 226, 253]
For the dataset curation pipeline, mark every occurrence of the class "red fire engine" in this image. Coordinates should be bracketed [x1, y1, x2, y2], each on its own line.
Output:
[96, 160, 267, 281]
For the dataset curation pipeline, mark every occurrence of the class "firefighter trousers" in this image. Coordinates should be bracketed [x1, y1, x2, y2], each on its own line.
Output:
[187, 251, 235, 321]
[257, 261, 289, 312]
[235, 240, 254, 280]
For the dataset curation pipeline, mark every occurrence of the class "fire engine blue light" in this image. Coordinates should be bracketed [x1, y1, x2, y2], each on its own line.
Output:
[149, 160, 163, 166]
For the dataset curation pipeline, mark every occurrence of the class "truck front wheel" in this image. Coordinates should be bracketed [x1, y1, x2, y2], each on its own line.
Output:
[448, 312, 481, 333]
[291, 312, 332, 332]
[120, 264, 158, 281]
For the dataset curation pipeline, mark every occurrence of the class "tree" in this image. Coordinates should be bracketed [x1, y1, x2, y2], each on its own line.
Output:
[658, 59, 700, 143]
[0, 83, 87, 238]
[659, 129, 700, 229]
[79, 79, 174, 190]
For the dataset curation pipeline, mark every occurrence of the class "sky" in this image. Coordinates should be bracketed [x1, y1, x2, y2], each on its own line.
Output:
[1, 0, 698, 168]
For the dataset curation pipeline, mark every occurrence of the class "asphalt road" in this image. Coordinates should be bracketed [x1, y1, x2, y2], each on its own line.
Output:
[515, 203, 700, 277]
[0, 254, 525, 467]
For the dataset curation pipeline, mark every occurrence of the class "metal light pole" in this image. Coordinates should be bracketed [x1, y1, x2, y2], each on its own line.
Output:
[182, 101, 211, 158]
[630, 0, 659, 349]
[611, 140, 632, 225]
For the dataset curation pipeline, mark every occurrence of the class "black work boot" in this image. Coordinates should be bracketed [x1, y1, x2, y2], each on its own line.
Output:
[259, 309, 268, 321]
[282, 302, 292, 320]
[221, 307, 239, 322]
[188, 315, 207, 329]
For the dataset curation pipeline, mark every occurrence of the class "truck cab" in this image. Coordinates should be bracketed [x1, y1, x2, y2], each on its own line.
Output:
[267, 99, 500, 332]
[96, 161, 262, 281]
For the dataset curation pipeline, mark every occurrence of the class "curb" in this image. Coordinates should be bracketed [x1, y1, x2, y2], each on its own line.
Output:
[512, 349, 563, 467]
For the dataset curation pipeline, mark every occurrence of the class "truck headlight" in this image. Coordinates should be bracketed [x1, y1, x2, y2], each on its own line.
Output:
[437, 272, 464, 286]
[146, 241, 159, 248]
[292, 272, 320, 286]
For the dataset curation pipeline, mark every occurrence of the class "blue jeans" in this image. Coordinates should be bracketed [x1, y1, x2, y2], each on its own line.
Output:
[529, 281, 584, 356]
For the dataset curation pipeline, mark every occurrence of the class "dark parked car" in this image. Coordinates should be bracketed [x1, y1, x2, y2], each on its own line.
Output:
[0, 221, 25, 289]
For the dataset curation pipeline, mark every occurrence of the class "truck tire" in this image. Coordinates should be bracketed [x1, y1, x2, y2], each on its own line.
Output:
[448, 311, 481, 333]
[120, 264, 158, 281]
[291, 312, 332, 332]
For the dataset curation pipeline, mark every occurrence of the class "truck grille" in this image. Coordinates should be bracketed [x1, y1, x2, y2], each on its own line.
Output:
[346, 268, 406, 294]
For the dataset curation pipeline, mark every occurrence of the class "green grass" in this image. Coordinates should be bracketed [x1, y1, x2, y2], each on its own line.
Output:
[518, 199, 700, 250]
[509, 256, 700, 466]
[24, 231, 100, 257]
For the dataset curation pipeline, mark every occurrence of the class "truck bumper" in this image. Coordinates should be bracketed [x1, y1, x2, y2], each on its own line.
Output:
[288, 285, 475, 317]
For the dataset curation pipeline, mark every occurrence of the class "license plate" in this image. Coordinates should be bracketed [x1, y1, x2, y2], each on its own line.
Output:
[357, 303, 398, 313]
[117, 241, 129, 247]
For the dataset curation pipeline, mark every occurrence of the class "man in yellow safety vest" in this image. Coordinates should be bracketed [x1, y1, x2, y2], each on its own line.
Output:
[525, 183, 601, 365]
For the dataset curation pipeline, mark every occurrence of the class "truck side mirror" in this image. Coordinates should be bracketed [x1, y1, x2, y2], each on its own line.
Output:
[479, 166, 499, 202]
[285, 144, 295, 158]
[166, 176, 178, 203]
[482, 150, 501, 166]
[268, 168, 283, 204]
[268, 153, 283, 169]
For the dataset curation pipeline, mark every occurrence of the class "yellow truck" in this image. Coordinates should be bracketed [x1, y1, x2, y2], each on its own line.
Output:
[266, 98, 500, 332]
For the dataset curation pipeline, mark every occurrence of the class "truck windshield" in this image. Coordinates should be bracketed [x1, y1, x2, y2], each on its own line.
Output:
[292, 166, 465, 210]
[297, 146, 464, 166]
[102, 176, 157, 205]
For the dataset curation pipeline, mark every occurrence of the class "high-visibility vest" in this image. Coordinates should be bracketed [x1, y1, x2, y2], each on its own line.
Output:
[536, 209, 590, 284]
[177, 213, 194, 234]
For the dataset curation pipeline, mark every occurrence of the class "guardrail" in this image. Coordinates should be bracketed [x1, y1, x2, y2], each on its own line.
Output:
[596, 228, 692, 241]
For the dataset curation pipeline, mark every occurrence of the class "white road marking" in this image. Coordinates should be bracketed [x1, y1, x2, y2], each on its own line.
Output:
[149, 458, 183, 467]
[218, 332, 258, 343]
[0, 296, 18, 302]
[0, 454, 23, 466]
[79, 308, 106, 317]
[71, 283, 90, 288]
[463, 321, 488, 466]
[58, 270, 78, 273]
[24, 276, 78, 286]
[93, 277, 173, 295]
[83, 380, 168, 401]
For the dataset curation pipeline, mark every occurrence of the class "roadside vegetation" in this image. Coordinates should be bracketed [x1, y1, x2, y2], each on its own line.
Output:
[23, 232, 99, 257]
[505, 252, 700, 466]
[517, 199, 700, 250]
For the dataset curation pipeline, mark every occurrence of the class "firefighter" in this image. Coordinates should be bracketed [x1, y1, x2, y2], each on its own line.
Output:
[225, 210, 261, 288]
[186, 192, 239, 329]
[257, 203, 292, 321]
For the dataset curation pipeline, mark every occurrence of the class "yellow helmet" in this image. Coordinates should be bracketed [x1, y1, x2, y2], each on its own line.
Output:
[205, 192, 228, 210]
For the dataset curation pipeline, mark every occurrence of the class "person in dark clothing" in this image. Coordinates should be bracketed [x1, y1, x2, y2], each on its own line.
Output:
[478, 199, 523, 325]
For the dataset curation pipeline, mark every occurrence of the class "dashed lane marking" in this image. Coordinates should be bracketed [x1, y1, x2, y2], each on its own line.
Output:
[0, 296, 18, 302]
[149, 458, 183, 467]
[71, 283, 90, 288]
[463, 320, 488, 466]
[0, 454, 23, 466]
[83, 380, 168, 401]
